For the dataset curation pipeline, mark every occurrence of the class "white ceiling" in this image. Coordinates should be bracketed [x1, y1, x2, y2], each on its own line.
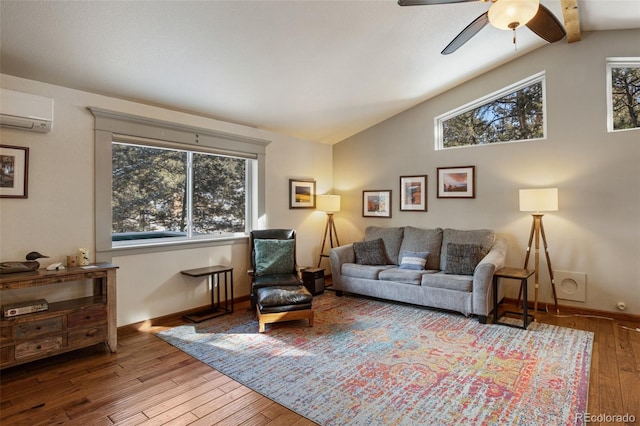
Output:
[1, 0, 639, 144]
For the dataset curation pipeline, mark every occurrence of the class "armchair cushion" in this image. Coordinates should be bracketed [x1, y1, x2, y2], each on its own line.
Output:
[257, 285, 313, 308]
[254, 239, 295, 276]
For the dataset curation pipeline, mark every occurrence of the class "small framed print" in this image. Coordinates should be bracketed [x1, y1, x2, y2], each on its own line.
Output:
[0, 145, 29, 199]
[437, 166, 475, 199]
[363, 190, 392, 218]
[400, 175, 427, 211]
[289, 179, 316, 209]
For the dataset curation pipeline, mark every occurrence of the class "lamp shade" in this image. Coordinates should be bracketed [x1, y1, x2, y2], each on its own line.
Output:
[316, 194, 341, 213]
[488, 0, 539, 30]
[519, 188, 558, 212]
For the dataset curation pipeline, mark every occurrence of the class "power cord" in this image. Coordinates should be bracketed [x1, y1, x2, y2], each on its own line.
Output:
[545, 306, 640, 333]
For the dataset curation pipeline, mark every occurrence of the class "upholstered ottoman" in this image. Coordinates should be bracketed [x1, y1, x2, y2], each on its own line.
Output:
[256, 285, 313, 332]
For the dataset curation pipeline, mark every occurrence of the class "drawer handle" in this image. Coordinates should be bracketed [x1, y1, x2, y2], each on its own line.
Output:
[36, 345, 42, 350]
[86, 329, 98, 337]
[36, 326, 42, 330]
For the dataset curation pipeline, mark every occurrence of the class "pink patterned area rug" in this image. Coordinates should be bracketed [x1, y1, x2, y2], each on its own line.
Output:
[158, 292, 593, 425]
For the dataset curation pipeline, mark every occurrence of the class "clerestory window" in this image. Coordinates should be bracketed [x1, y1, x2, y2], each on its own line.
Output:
[607, 58, 640, 132]
[436, 72, 546, 150]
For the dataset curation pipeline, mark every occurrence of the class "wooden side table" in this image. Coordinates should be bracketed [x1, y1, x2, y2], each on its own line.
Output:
[492, 267, 535, 329]
[181, 265, 233, 323]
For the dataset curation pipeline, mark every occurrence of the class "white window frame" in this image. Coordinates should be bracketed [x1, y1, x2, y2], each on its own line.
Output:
[90, 107, 270, 255]
[435, 71, 547, 150]
[606, 57, 640, 133]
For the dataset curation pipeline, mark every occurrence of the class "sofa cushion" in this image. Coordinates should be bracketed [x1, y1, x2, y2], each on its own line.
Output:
[440, 228, 495, 272]
[342, 263, 394, 280]
[379, 268, 434, 285]
[364, 226, 404, 264]
[444, 243, 483, 275]
[422, 272, 473, 292]
[254, 239, 295, 276]
[399, 226, 443, 270]
[353, 238, 388, 265]
[398, 250, 429, 270]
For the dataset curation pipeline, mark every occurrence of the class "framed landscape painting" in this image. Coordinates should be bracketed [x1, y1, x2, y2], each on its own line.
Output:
[363, 190, 392, 218]
[0, 145, 29, 199]
[437, 166, 475, 199]
[400, 175, 427, 211]
[289, 179, 316, 209]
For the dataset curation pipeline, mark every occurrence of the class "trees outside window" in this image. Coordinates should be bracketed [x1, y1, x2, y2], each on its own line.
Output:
[112, 142, 246, 242]
[608, 59, 640, 132]
[436, 73, 546, 149]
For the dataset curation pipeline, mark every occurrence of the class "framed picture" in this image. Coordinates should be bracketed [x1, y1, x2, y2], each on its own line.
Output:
[363, 190, 392, 218]
[437, 166, 475, 198]
[289, 179, 316, 209]
[400, 175, 427, 211]
[0, 145, 29, 199]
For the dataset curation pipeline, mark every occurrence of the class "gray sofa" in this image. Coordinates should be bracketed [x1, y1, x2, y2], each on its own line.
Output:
[329, 226, 507, 323]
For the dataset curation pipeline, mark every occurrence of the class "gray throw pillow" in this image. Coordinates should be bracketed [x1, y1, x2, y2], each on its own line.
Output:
[353, 238, 388, 265]
[254, 239, 295, 276]
[364, 226, 404, 264]
[444, 243, 483, 275]
[398, 250, 429, 270]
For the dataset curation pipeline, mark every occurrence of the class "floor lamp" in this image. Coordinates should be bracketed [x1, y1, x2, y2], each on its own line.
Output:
[317, 194, 341, 268]
[519, 188, 559, 314]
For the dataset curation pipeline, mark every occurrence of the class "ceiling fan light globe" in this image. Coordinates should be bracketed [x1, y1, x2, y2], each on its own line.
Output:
[488, 0, 539, 30]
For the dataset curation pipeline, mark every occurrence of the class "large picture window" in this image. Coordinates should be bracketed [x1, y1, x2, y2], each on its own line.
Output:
[607, 58, 640, 132]
[112, 142, 247, 243]
[436, 72, 546, 150]
[90, 107, 269, 253]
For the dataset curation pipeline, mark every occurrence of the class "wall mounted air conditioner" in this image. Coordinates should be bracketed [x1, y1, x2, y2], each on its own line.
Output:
[0, 89, 54, 133]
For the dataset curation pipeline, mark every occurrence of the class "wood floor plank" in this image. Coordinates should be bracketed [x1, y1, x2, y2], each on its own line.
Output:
[109, 375, 209, 424]
[142, 373, 232, 419]
[189, 390, 265, 426]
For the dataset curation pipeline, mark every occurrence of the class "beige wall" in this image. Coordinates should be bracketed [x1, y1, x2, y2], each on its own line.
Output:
[333, 29, 640, 315]
[0, 75, 333, 325]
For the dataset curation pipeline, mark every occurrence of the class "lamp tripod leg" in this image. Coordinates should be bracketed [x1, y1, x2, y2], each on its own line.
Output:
[330, 215, 340, 247]
[518, 219, 536, 307]
[317, 218, 331, 268]
[539, 220, 559, 314]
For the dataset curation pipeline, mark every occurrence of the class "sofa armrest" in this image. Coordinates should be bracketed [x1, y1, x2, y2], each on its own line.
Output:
[329, 244, 355, 289]
[472, 237, 508, 316]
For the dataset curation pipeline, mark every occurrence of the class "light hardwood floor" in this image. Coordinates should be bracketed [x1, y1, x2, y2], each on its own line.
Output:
[1, 299, 638, 425]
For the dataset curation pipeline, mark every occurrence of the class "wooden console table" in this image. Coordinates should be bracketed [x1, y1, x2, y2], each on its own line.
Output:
[0, 263, 118, 369]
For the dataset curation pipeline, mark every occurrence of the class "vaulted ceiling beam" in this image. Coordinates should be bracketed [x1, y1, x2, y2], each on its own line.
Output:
[560, 0, 581, 43]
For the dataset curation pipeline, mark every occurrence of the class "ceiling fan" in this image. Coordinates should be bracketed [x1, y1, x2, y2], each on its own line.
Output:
[398, 0, 567, 55]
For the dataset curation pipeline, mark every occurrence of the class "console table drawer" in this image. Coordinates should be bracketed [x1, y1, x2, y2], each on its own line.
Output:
[0, 346, 10, 364]
[15, 317, 63, 339]
[15, 335, 63, 359]
[68, 307, 107, 328]
[0, 326, 11, 344]
[68, 324, 107, 346]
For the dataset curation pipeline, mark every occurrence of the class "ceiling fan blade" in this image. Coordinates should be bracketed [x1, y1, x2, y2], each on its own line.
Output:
[526, 4, 566, 43]
[398, 0, 477, 6]
[441, 12, 489, 55]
